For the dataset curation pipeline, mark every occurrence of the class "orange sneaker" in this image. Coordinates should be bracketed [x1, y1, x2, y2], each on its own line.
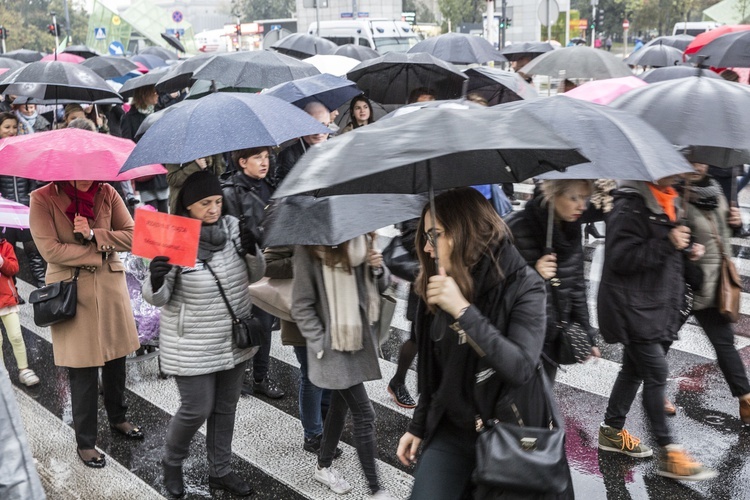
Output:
[657, 445, 717, 481]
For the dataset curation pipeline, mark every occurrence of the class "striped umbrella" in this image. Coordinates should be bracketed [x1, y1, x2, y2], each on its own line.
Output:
[0, 197, 30, 229]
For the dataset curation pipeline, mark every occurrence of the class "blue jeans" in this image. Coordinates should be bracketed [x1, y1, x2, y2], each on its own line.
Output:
[293, 346, 331, 439]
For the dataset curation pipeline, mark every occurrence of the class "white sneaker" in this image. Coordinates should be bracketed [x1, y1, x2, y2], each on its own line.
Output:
[314, 465, 352, 494]
[369, 490, 397, 499]
[18, 369, 39, 386]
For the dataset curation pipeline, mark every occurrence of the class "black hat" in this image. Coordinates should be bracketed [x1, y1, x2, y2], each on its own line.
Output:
[180, 170, 223, 210]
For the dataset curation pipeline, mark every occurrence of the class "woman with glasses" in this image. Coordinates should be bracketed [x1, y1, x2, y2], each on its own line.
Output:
[397, 188, 571, 499]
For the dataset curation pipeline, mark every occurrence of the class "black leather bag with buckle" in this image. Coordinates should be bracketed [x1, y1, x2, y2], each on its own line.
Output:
[549, 277, 592, 365]
[29, 268, 80, 327]
[204, 262, 263, 349]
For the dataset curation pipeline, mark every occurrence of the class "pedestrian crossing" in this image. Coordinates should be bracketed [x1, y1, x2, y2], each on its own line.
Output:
[6, 211, 750, 499]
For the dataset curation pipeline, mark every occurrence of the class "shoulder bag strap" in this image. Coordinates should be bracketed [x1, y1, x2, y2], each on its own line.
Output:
[706, 213, 729, 260]
[203, 261, 238, 322]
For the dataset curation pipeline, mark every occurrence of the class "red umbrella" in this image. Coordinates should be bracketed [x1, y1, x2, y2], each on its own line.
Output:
[684, 25, 750, 55]
[40, 52, 85, 64]
[0, 128, 166, 181]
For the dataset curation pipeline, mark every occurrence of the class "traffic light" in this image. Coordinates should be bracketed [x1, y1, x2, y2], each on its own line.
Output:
[235, 24, 241, 36]
[0, 27, 5, 40]
[499, 17, 505, 29]
[506, 18, 512, 27]
[597, 8, 605, 27]
[47, 23, 60, 36]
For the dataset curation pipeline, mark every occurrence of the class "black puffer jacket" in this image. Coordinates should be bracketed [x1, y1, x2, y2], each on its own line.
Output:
[598, 183, 685, 345]
[271, 139, 307, 187]
[505, 196, 596, 359]
[120, 107, 168, 192]
[221, 171, 273, 244]
[0, 176, 36, 206]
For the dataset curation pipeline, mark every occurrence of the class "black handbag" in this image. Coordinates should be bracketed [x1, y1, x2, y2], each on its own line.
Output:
[549, 278, 592, 365]
[204, 262, 263, 349]
[473, 365, 570, 494]
[28, 268, 80, 327]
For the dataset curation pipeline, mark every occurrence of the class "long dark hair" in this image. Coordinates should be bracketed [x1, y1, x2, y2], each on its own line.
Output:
[415, 188, 508, 311]
[348, 95, 374, 129]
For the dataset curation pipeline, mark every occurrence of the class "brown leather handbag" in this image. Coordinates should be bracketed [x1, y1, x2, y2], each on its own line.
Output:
[709, 216, 741, 323]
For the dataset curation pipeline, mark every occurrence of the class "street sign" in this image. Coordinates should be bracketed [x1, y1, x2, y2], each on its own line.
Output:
[108, 40, 125, 55]
[622, 19, 630, 29]
[537, 0, 560, 25]
[358, 12, 369, 17]
[111, 15, 121, 26]
[270, 24, 282, 30]
[402, 11, 416, 24]
[578, 19, 588, 29]
[94, 27, 106, 40]
[166, 28, 185, 36]
[172, 10, 183, 23]
[340, 12, 353, 18]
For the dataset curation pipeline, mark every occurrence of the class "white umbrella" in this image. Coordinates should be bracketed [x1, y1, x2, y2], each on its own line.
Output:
[304, 54, 360, 77]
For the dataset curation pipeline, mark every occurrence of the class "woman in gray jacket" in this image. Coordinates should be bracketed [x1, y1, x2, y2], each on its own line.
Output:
[143, 171, 264, 498]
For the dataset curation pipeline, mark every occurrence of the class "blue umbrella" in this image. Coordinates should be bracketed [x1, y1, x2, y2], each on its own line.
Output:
[130, 54, 168, 70]
[119, 92, 332, 173]
[264, 73, 361, 111]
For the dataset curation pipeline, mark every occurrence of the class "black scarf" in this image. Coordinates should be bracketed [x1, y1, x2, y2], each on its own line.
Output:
[198, 219, 227, 262]
[686, 177, 722, 211]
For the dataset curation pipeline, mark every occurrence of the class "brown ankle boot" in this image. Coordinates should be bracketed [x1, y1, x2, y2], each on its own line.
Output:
[740, 397, 750, 425]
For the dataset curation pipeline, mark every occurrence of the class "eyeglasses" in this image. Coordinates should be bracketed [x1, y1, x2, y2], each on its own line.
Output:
[423, 229, 443, 247]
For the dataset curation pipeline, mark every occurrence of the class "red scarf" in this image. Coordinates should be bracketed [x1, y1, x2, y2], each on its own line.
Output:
[60, 182, 100, 223]
[648, 184, 678, 222]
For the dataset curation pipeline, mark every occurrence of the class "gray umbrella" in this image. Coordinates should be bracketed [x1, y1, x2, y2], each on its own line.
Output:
[519, 45, 632, 80]
[62, 45, 100, 59]
[347, 52, 468, 104]
[0, 61, 121, 102]
[611, 76, 750, 167]
[407, 32, 506, 65]
[624, 43, 683, 67]
[134, 99, 191, 139]
[638, 65, 721, 83]
[161, 33, 187, 54]
[118, 66, 171, 98]
[500, 41, 555, 62]
[264, 73, 361, 111]
[191, 50, 320, 89]
[0, 58, 25, 71]
[155, 53, 217, 93]
[333, 44, 380, 61]
[270, 33, 338, 59]
[464, 67, 538, 105]
[140, 46, 177, 62]
[690, 30, 750, 69]
[2, 49, 44, 63]
[644, 34, 695, 51]
[81, 55, 139, 79]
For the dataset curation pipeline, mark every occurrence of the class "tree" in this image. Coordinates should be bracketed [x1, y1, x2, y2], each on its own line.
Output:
[403, 0, 438, 23]
[231, 0, 295, 21]
[736, 0, 750, 22]
[438, 0, 484, 30]
[0, 0, 88, 52]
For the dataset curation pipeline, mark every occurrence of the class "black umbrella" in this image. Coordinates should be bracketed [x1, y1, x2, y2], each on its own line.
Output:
[264, 73, 362, 112]
[118, 66, 171, 98]
[500, 41, 555, 62]
[691, 30, 750, 69]
[520, 45, 632, 79]
[130, 54, 168, 70]
[407, 32, 506, 65]
[638, 65, 721, 83]
[81, 55, 139, 79]
[0, 58, 25, 71]
[140, 46, 177, 62]
[464, 67, 538, 105]
[347, 52, 468, 104]
[611, 76, 750, 167]
[134, 99, 191, 139]
[2, 49, 44, 63]
[624, 43, 683, 67]
[0, 61, 121, 102]
[191, 50, 320, 89]
[63, 45, 100, 59]
[333, 44, 380, 61]
[161, 33, 187, 54]
[270, 33, 338, 59]
[644, 34, 695, 51]
[263, 193, 429, 247]
[155, 53, 217, 93]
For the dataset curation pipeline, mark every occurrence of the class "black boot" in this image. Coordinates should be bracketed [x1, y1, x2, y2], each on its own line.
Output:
[25, 243, 47, 288]
[162, 460, 185, 498]
[208, 471, 253, 496]
[584, 223, 604, 240]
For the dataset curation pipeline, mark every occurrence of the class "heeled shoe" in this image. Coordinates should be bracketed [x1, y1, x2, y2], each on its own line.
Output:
[739, 397, 750, 425]
[162, 460, 185, 498]
[664, 398, 677, 416]
[585, 223, 604, 239]
[208, 471, 253, 497]
[77, 448, 106, 469]
[110, 421, 145, 440]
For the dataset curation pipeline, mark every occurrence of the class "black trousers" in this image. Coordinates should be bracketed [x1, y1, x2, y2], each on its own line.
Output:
[694, 308, 750, 397]
[251, 305, 274, 381]
[68, 356, 128, 449]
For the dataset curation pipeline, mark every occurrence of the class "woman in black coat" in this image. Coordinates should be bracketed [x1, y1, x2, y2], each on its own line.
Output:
[505, 180, 600, 380]
[397, 188, 572, 499]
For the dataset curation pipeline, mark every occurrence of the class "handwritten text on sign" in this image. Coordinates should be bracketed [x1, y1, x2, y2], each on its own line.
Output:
[131, 208, 201, 267]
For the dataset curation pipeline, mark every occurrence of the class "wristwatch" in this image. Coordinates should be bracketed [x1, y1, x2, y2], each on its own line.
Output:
[87, 229, 94, 241]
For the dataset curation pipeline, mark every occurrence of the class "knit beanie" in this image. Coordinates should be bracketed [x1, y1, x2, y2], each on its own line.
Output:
[180, 170, 223, 210]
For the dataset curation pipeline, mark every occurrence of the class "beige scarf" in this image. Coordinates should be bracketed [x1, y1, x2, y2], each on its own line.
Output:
[320, 235, 381, 352]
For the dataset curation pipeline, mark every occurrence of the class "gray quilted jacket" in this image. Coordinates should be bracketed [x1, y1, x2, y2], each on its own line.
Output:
[143, 216, 265, 376]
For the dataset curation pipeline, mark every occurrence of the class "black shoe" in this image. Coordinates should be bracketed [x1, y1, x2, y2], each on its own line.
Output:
[253, 377, 285, 399]
[734, 227, 750, 238]
[387, 381, 417, 409]
[162, 460, 185, 498]
[208, 471, 254, 497]
[110, 421, 145, 440]
[303, 434, 343, 459]
[271, 317, 280, 331]
[585, 223, 604, 239]
[17, 295, 25, 305]
[77, 448, 106, 469]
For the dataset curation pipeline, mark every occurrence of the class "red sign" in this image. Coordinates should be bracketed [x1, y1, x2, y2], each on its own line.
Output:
[578, 19, 588, 29]
[131, 208, 202, 268]
[623, 19, 630, 29]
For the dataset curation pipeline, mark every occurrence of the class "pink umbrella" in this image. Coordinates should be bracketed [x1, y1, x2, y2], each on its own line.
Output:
[563, 76, 648, 105]
[0, 196, 30, 229]
[40, 52, 85, 64]
[0, 128, 166, 181]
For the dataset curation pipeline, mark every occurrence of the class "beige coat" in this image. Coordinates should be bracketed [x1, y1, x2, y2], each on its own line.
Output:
[29, 183, 140, 368]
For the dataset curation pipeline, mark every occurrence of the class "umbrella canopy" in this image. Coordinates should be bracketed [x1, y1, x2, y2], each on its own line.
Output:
[263, 193, 428, 247]
[624, 44, 683, 67]
[130, 54, 168, 70]
[2, 50, 44, 63]
[0, 129, 166, 181]
[273, 106, 588, 199]
[0, 196, 30, 229]
[184, 79, 261, 100]
[62, 45, 100, 59]
[81, 55, 139, 79]
[498, 96, 693, 182]
[500, 41, 555, 62]
[120, 93, 332, 172]
[563, 76, 647, 105]
[160, 33, 187, 54]
[118, 67, 171, 98]
[155, 53, 217, 93]
[379, 99, 484, 121]
[191, 50, 320, 90]
[140, 46, 177, 62]
[0, 58, 25, 71]
[611, 76, 750, 167]
[690, 30, 750, 69]
[638, 65, 721, 83]
[519, 45, 632, 80]
[264, 73, 361, 112]
[333, 44, 380, 61]
[346, 52, 468, 104]
[270, 33, 338, 59]
[464, 67, 538, 105]
[407, 32, 506, 65]
[0, 61, 121, 102]
[643, 34, 695, 51]
[684, 25, 750, 55]
[303, 54, 360, 77]
[40, 52, 85, 64]
[134, 100, 191, 140]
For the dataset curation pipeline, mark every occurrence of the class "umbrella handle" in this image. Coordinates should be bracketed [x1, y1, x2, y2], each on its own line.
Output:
[427, 161, 440, 271]
[73, 183, 84, 243]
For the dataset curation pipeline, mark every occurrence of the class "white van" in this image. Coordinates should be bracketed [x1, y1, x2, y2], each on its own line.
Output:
[672, 22, 721, 36]
[308, 19, 421, 54]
